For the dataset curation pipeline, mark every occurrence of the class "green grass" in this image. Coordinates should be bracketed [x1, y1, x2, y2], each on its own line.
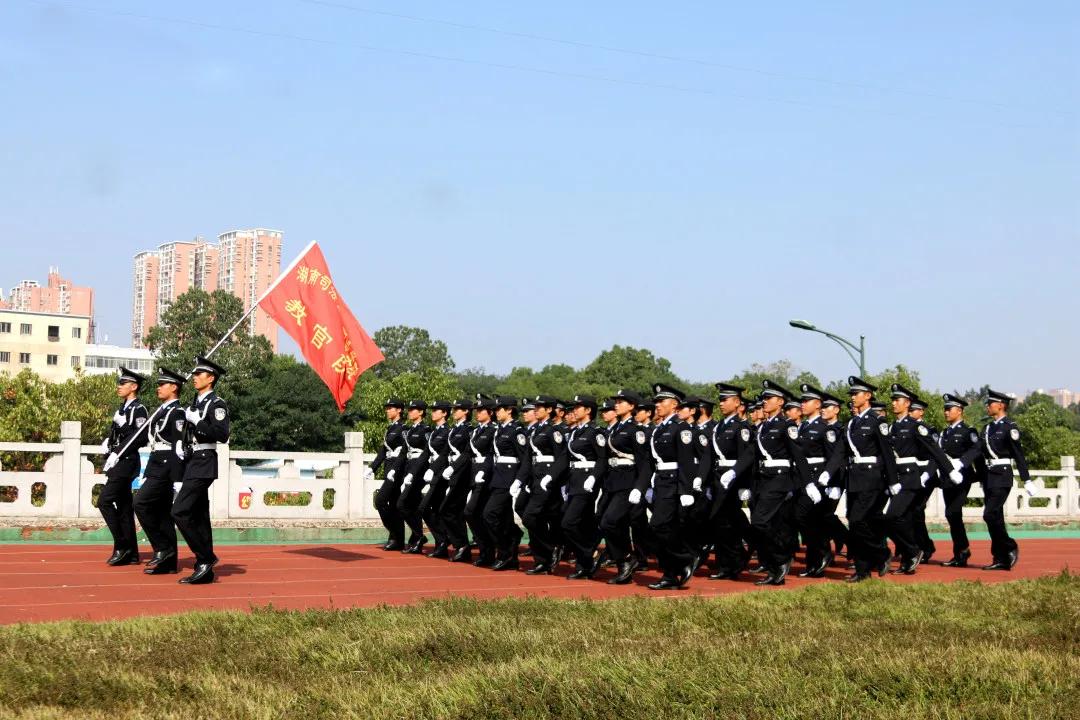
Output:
[0, 576, 1077, 720]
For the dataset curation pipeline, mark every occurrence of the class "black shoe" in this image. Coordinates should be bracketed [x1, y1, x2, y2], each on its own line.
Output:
[472, 555, 495, 568]
[597, 549, 614, 569]
[145, 550, 166, 568]
[648, 576, 680, 590]
[491, 557, 519, 571]
[525, 563, 552, 575]
[567, 565, 595, 580]
[749, 563, 767, 574]
[676, 565, 693, 588]
[145, 551, 176, 570]
[846, 572, 870, 583]
[921, 551, 935, 565]
[551, 545, 565, 568]
[983, 549, 1018, 572]
[107, 549, 140, 567]
[608, 559, 637, 585]
[449, 547, 473, 563]
[755, 570, 785, 586]
[144, 559, 178, 575]
[942, 549, 971, 567]
[425, 544, 450, 559]
[897, 550, 924, 575]
[402, 535, 428, 554]
[1006, 548, 1019, 569]
[179, 561, 217, 585]
[708, 569, 735, 580]
[877, 554, 894, 577]
[383, 540, 405, 552]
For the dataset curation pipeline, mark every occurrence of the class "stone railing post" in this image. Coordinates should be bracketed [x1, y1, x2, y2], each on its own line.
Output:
[1062, 456, 1077, 518]
[345, 431, 371, 519]
[211, 443, 231, 519]
[59, 421, 82, 517]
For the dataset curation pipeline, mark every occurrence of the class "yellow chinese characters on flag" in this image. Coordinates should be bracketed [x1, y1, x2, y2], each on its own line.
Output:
[259, 242, 384, 410]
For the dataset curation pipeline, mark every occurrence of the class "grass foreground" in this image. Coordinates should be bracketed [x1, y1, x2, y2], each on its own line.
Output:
[0, 575, 1077, 720]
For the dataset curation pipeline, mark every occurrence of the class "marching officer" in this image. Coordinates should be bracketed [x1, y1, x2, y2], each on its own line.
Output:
[371, 398, 408, 551]
[818, 390, 849, 560]
[419, 401, 452, 558]
[99, 366, 149, 566]
[937, 393, 985, 567]
[465, 395, 498, 566]
[561, 395, 608, 579]
[706, 383, 756, 580]
[597, 389, 648, 584]
[514, 398, 538, 542]
[792, 384, 841, 578]
[979, 389, 1035, 570]
[521, 395, 569, 575]
[908, 396, 939, 562]
[133, 368, 186, 574]
[821, 376, 897, 582]
[173, 356, 229, 585]
[437, 398, 475, 562]
[484, 396, 530, 570]
[396, 400, 431, 554]
[629, 397, 657, 570]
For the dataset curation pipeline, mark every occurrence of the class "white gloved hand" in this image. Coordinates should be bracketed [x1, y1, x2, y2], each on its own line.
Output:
[628, 488, 642, 505]
[817, 471, 831, 487]
[1024, 478, 1044, 497]
[184, 408, 201, 424]
[442, 466, 454, 480]
[645, 488, 655, 504]
[805, 483, 822, 504]
[103, 453, 119, 472]
[705, 488, 713, 501]
[692, 477, 702, 492]
[474, 471, 485, 484]
[423, 469, 434, 482]
[540, 475, 552, 491]
[561, 486, 569, 502]
[402, 473, 413, 486]
[363, 467, 374, 482]
[112, 410, 126, 427]
[738, 488, 752, 502]
[950, 458, 963, 471]
[719, 470, 735, 490]
[99, 438, 110, 454]
[584, 476, 596, 493]
[679, 494, 694, 507]
[919, 472, 930, 487]
[174, 441, 186, 460]
[949, 469, 964, 485]
[387, 469, 396, 481]
[826, 486, 843, 501]
[420, 484, 430, 495]
[510, 480, 522, 498]
[888, 483, 902, 496]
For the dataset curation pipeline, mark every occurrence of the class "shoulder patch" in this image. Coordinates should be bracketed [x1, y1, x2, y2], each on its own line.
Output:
[680, 430, 692, 445]
[553, 431, 563, 444]
[826, 429, 836, 443]
[1010, 428, 1020, 441]
[214, 408, 227, 421]
[635, 430, 646, 445]
[596, 434, 607, 447]
[970, 431, 979, 443]
[698, 433, 707, 446]
[176, 419, 185, 431]
[741, 428, 751, 442]
[135, 417, 146, 427]
[917, 425, 929, 437]
[879, 422, 889, 436]
[516, 433, 527, 446]
[787, 425, 799, 440]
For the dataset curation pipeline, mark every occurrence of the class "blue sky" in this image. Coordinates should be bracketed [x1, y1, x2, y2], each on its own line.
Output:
[1, 1, 1077, 394]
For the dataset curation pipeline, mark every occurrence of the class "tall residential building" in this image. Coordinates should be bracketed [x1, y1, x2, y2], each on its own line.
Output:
[0, 268, 95, 341]
[131, 229, 281, 349]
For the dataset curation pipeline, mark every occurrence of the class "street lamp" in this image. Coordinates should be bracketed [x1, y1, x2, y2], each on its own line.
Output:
[789, 319, 866, 377]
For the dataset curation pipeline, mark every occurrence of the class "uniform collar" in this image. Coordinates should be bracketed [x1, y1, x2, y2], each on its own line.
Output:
[197, 389, 214, 403]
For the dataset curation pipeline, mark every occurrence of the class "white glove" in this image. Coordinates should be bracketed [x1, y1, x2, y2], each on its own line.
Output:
[112, 410, 126, 427]
[949, 469, 964, 485]
[950, 458, 963, 471]
[719, 470, 735, 489]
[645, 488, 654, 504]
[584, 476, 596, 493]
[679, 494, 694, 507]
[826, 486, 843, 501]
[540, 475, 552, 491]
[510, 480, 522, 498]
[1025, 478, 1044, 497]
[174, 441, 186, 460]
[99, 438, 110, 454]
[738, 488, 751, 502]
[561, 486, 569, 501]
[363, 467, 374, 482]
[474, 471, 485, 484]
[628, 488, 642, 505]
[442, 466, 454, 480]
[387, 469, 396, 481]
[421, 484, 430, 495]
[705, 488, 713, 501]
[423, 469, 434, 482]
[919, 472, 930, 487]
[692, 477, 702, 492]
[184, 407, 201, 424]
[103, 453, 119, 472]
[817, 471, 830, 487]
[402, 473, 413, 486]
[805, 483, 822, 504]
[888, 483, 902, 496]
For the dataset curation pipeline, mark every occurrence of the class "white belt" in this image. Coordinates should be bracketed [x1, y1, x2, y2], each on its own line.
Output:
[895, 456, 919, 465]
[805, 456, 825, 464]
[151, 442, 172, 451]
[715, 459, 736, 468]
[608, 458, 635, 467]
[193, 443, 218, 451]
[571, 461, 596, 469]
[852, 456, 878, 464]
[655, 461, 678, 471]
[989, 459, 1014, 467]
[533, 454, 554, 463]
[761, 459, 790, 468]
[495, 457, 519, 465]
[917, 460, 929, 467]
[473, 455, 488, 461]
[406, 449, 424, 459]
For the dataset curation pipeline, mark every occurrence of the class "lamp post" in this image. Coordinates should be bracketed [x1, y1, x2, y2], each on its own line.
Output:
[789, 319, 866, 377]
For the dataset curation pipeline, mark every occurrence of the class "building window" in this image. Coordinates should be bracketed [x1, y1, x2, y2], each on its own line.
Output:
[71, 356, 80, 369]
[47, 355, 58, 366]
[48, 325, 60, 342]
[0, 322, 9, 333]
[72, 327, 82, 339]
[19, 353, 30, 364]
[20, 323, 31, 336]
[0, 352, 9, 363]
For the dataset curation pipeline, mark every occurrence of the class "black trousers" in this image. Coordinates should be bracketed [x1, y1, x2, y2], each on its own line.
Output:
[708, 487, 751, 573]
[522, 485, 564, 565]
[465, 482, 494, 558]
[561, 492, 599, 570]
[482, 487, 521, 560]
[792, 489, 830, 569]
[911, 486, 936, 556]
[395, 481, 426, 542]
[374, 479, 404, 544]
[846, 488, 888, 574]
[419, 480, 449, 547]
[983, 484, 1017, 561]
[99, 476, 139, 553]
[884, 488, 921, 560]
[942, 480, 971, 555]
[749, 485, 792, 572]
[133, 474, 177, 555]
[171, 477, 216, 565]
[598, 488, 634, 564]
[514, 485, 531, 519]
[437, 482, 470, 549]
[648, 485, 696, 578]
[629, 497, 656, 564]
[820, 493, 848, 553]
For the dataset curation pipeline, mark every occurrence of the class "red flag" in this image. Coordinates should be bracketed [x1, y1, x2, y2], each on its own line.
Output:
[259, 242, 383, 410]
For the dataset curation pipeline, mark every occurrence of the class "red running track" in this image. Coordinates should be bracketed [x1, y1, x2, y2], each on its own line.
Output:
[0, 539, 1075, 625]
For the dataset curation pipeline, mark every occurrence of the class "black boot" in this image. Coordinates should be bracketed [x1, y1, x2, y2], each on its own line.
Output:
[607, 558, 637, 585]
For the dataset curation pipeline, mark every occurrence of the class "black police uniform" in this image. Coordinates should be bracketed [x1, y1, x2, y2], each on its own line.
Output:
[979, 409, 1030, 567]
[418, 418, 451, 555]
[937, 404, 985, 564]
[561, 419, 608, 577]
[437, 410, 474, 559]
[482, 419, 531, 568]
[820, 419, 850, 557]
[133, 382, 186, 572]
[521, 417, 569, 571]
[464, 418, 497, 565]
[706, 413, 756, 577]
[597, 416, 649, 575]
[646, 414, 699, 586]
[100, 383, 149, 563]
[372, 413, 408, 549]
[174, 382, 229, 577]
[395, 418, 431, 550]
[885, 413, 953, 570]
[628, 420, 657, 568]
[792, 413, 833, 572]
[514, 416, 537, 521]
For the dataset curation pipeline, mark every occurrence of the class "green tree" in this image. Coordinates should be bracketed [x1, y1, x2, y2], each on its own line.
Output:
[452, 368, 502, 398]
[371, 326, 453, 379]
[576, 346, 682, 398]
[1012, 393, 1080, 468]
[725, 360, 821, 400]
[346, 369, 462, 453]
